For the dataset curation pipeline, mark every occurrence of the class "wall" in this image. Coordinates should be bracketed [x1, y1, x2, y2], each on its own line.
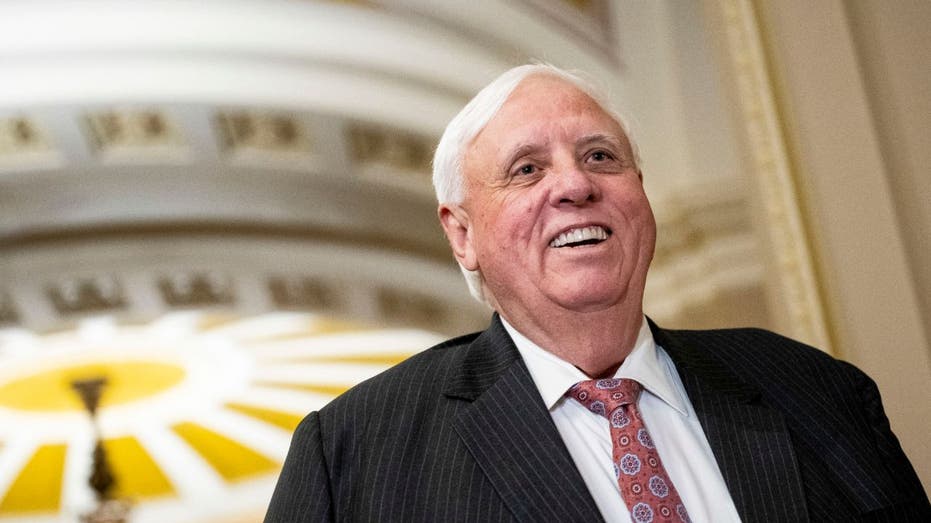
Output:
[752, 0, 931, 493]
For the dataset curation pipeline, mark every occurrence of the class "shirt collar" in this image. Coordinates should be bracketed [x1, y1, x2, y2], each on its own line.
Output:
[501, 315, 689, 416]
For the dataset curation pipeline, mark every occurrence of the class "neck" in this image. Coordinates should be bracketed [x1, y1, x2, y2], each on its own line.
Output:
[496, 297, 644, 379]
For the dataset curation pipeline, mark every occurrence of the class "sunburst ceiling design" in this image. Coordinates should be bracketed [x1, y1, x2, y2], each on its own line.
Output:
[0, 311, 444, 522]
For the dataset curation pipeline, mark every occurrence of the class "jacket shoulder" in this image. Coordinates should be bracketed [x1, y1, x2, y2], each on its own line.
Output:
[657, 325, 874, 412]
[316, 329, 481, 419]
[660, 326, 930, 514]
[662, 325, 846, 373]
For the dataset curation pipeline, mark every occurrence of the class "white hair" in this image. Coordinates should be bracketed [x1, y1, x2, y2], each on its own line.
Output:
[432, 63, 640, 305]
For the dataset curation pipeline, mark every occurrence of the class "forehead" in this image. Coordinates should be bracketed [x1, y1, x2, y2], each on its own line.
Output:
[502, 75, 604, 116]
[470, 75, 624, 153]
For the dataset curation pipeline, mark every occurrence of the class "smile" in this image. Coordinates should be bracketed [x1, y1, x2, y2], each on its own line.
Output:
[549, 226, 611, 248]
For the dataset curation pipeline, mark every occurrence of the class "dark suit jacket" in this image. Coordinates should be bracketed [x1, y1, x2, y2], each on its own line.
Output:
[265, 315, 929, 522]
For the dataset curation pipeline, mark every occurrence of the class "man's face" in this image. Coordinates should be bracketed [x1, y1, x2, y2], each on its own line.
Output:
[440, 75, 656, 316]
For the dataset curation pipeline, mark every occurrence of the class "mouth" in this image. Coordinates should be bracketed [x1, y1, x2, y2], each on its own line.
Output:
[549, 225, 612, 248]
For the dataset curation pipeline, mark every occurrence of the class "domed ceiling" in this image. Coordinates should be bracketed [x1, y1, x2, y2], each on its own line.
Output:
[0, 311, 444, 521]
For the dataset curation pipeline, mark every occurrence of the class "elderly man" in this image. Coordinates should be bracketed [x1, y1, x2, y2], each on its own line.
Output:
[266, 65, 929, 522]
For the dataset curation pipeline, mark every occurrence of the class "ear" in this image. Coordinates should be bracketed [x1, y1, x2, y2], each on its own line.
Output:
[438, 203, 479, 271]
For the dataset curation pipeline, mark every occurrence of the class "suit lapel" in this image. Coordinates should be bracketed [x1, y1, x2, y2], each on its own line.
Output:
[652, 322, 810, 523]
[445, 315, 604, 522]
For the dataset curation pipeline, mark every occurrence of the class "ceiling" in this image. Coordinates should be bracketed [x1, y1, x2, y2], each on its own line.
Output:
[0, 310, 444, 522]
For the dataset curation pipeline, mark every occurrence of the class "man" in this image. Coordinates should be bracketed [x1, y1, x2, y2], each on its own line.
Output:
[266, 65, 929, 522]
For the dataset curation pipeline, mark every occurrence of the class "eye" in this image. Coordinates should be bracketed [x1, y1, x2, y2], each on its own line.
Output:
[516, 164, 537, 176]
[588, 150, 613, 162]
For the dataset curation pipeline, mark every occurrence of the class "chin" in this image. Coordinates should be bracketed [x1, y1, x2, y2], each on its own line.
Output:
[551, 287, 627, 313]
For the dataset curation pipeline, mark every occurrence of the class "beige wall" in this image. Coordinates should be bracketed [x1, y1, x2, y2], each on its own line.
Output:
[752, 0, 931, 493]
[845, 0, 931, 343]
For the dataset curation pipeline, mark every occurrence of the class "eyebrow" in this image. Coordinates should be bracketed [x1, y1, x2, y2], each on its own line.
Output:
[500, 143, 543, 173]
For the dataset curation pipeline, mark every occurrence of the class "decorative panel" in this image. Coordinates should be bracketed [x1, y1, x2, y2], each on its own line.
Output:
[46, 277, 127, 316]
[85, 109, 187, 161]
[216, 110, 312, 162]
[349, 122, 432, 172]
[0, 116, 58, 170]
[158, 272, 235, 308]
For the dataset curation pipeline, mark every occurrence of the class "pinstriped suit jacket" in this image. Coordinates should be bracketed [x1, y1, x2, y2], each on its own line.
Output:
[265, 315, 930, 522]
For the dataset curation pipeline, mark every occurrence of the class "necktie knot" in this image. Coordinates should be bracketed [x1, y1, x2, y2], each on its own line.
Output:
[567, 378, 642, 419]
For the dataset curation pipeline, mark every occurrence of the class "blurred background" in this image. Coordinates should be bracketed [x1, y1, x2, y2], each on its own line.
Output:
[0, 0, 927, 521]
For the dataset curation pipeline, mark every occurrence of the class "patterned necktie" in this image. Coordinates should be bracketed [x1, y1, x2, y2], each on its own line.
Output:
[567, 378, 691, 523]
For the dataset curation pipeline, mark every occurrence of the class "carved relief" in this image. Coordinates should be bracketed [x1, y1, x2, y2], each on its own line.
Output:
[0, 117, 48, 154]
[158, 273, 234, 308]
[216, 111, 311, 155]
[47, 277, 127, 315]
[268, 276, 338, 311]
[348, 123, 432, 174]
[0, 116, 57, 169]
[86, 110, 184, 156]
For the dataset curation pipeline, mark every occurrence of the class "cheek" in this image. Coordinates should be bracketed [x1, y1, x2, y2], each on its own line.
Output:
[629, 197, 654, 226]
[630, 198, 657, 252]
[506, 204, 541, 245]
[612, 193, 655, 246]
[471, 188, 547, 264]
[491, 194, 539, 240]
[523, 197, 535, 214]
[613, 183, 652, 217]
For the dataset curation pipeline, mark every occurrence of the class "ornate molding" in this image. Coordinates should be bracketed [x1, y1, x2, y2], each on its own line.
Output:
[216, 110, 312, 159]
[1, 234, 488, 335]
[348, 122, 432, 174]
[47, 277, 127, 315]
[646, 182, 765, 323]
[268, 275, 338, 311]
[158, 272, 235, 308]
[710, 0, 832, 352]
[86, 109, 184, 154]
[0, 115, 59, 169]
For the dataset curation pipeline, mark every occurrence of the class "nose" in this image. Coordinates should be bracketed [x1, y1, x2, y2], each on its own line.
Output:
[548, 161, 600, 206]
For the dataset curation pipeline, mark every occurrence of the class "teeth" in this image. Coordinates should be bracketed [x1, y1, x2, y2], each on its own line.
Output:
[549, 226, 608, 248]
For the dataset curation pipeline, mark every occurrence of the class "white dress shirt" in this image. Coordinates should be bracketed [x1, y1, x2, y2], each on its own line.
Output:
[501, 316, 741, 523]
